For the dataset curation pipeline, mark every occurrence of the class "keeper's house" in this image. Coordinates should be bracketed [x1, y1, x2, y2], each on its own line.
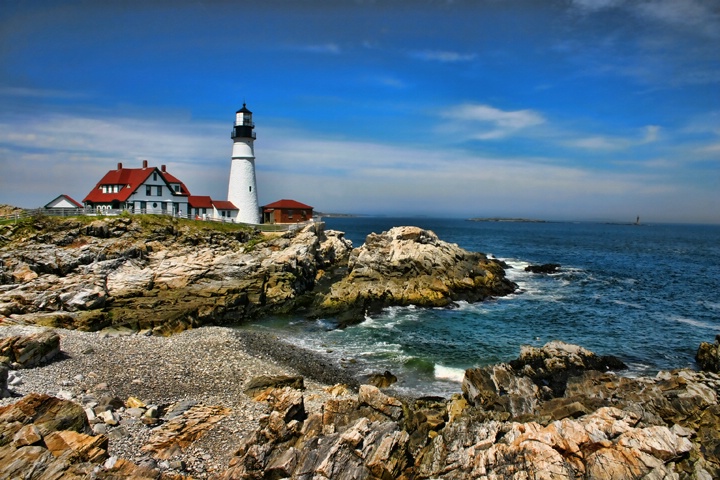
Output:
[83, 161, 239, 221]
[262, 199, 313, 224]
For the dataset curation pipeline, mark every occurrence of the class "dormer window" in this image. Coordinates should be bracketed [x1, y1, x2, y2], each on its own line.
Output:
[174, 185, 180, 192]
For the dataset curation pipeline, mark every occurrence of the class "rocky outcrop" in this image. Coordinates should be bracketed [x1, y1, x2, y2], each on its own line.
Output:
[0, 215, 353, 334]
[697, 335, 720, 373]
[312, 226, 516, 324]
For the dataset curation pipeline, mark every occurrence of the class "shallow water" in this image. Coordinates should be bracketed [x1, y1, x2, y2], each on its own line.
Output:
[236, 218, 720, 397]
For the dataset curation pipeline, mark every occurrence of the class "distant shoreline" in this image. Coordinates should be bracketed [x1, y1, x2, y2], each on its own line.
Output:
[467, 217, 547, 223]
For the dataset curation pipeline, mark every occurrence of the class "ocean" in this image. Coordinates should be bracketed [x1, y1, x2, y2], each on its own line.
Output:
[237, 217, 720, 398]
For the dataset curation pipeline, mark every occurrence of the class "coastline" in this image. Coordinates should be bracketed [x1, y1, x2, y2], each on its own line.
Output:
[0, 324, 357, 476]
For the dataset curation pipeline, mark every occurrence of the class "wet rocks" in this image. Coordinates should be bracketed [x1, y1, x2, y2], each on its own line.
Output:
[525, 263, 561, 273]
[366, 370, 398, 388]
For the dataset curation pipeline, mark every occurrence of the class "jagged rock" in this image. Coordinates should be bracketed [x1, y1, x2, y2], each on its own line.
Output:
[525, 263, 561, 273]
[462, 363, 540, 418]
[697, 335, 720, 373]
[244, 374, 305, 398]
[141, 404, 230, 460]
[508, 340, 627, 396]
[313, 226, 517, 324]
[366, 370, 397, 388]
[0, 330, 60, 368]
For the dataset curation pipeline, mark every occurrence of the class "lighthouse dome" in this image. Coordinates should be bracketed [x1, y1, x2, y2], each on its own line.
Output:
[236, 103, 252, 114]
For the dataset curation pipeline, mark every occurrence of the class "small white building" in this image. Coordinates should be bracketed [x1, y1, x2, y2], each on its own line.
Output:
[44, 194, 83, 210]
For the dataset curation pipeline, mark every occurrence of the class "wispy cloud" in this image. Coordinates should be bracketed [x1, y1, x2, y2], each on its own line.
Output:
[410, 50, 476, 63]
[571, 0, 720, 38]
[565, 125, 662, 150]
[294, 43, 341, 54]
[0, 86, 90, 99]
[440, 103, 545, 140]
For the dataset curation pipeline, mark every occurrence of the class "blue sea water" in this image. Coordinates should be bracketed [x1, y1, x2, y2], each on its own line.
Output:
[237, 217, 720, 398]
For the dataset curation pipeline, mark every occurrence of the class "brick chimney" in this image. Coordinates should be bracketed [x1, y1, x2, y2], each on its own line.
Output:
[161, 165, 166, 172]
[142, 160, 148, 169]
[117, 162, 123, 170]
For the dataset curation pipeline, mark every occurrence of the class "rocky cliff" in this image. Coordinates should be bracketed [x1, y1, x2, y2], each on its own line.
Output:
[0, 216, 516, 333]
[0, 215, 354, 334]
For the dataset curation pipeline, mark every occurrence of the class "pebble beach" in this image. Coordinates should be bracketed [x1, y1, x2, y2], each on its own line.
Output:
[0, 325, 359, 477]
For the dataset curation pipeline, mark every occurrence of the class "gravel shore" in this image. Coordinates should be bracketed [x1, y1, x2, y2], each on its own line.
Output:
[0, 325, 359, 477]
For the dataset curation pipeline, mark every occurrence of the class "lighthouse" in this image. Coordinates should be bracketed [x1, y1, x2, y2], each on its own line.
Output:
[227, 103, 260, 224]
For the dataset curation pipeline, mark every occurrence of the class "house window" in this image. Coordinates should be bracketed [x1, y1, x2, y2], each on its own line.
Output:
[152, 202, 158, 208]
[113, 185, 119, 193]
[102, 186, 107, 193]
[202, 208, 207, 214]
[156, 186, 162, 196]
[146, 185, 151, 196]
[153, 173, 157, 181]
[140, 201, 146, 211]
[174, 185, 180, 192]
[288, 209, 294, 219]
[161, 202, 167, 211]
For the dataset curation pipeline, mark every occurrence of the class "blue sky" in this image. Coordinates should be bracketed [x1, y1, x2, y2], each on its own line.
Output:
[1, 0, 718, 223]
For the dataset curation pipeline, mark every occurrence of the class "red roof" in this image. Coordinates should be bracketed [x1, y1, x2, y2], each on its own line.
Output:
[212, 200, 238, 211]
[188, 195, 213, 208]
[160, 171, 191, 195]
[262, 199, 313, 210]
[83, 165, 190, 204]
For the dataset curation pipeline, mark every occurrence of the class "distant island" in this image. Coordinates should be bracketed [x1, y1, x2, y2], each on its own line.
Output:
[467, 217, 547, 223]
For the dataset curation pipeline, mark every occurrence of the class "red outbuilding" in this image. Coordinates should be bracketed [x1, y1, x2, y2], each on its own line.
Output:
[262, 199, 313, 224]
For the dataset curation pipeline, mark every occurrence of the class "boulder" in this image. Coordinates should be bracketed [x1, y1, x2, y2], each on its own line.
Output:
[525, 263, 561, 274]
[508, 340, 627, 396]
[366, 370, 398, 388]
[0, 330, 61, 368]
[243, 375, 305, 399]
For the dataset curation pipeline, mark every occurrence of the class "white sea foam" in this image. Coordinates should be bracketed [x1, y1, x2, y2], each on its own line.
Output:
[434, 364, 466, 383]
[611, 299, 644, 309]
[671, 316, 720, 331]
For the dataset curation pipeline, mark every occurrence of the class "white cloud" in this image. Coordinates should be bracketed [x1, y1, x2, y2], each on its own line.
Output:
[441, 103, 545, 140]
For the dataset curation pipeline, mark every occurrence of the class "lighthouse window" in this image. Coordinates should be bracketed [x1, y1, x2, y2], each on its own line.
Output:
[249, 186, 252, 192]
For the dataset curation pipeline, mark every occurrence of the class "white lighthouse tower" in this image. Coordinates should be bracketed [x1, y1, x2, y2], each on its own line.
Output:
[228, 103, 260, 224]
